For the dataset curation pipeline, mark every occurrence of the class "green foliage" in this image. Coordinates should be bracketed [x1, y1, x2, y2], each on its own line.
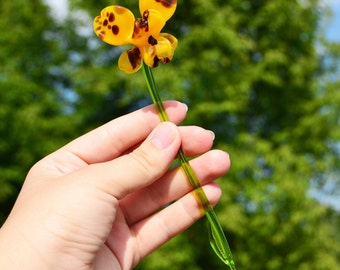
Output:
[1, 0, 340, 269]
[0, 0, 76, 222]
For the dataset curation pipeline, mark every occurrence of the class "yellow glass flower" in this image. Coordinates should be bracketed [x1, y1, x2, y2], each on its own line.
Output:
[93, 0, 178, 74]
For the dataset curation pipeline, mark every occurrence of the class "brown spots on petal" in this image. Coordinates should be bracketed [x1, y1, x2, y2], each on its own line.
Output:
[96, 11, 120, 36]
[134, 17, 148, 32]
[133, 20, 142, 38]
[151, 56, 169, 68]
[127, 47, 142, 70]
[99, 31, 106, 40]
[106, 12, 115, 22]
[142, 10, 150, 22]
[155, 0, 177, 8]
[148, 36, 158, 45]
[133, 11, 150, 38]
[112, 25, 119, 35]
[155, 56, 170, 67]
[163, 57, 170, 63]
[153, 56, 160, 68]
[108, 12, 115, 22]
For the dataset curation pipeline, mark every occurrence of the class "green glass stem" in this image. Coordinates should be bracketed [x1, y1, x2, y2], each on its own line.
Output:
[142, 63, 235, 269]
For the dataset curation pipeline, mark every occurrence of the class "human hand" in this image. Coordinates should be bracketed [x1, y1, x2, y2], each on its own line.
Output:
[0, 101, 230, 270]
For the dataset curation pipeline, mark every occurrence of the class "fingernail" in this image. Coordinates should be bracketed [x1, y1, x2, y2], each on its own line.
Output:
[209, 130, 215, 140]
[182, 102, 188, 112]
[150, 122, 176, 149]
[224, 151, 230, 159]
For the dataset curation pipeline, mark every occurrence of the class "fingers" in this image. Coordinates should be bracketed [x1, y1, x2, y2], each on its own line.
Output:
[60, 101, 188, 164]
[120, 150, 230, 225]
[75, 122, 182, 199]
[30, 123, 215, 192]
[130, 183, 222, 264]
[178, 126, 214, 156]
[113, 125, 215, 158]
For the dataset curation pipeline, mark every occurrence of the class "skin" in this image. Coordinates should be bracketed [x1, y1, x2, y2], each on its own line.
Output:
[0, 101, 230, 270]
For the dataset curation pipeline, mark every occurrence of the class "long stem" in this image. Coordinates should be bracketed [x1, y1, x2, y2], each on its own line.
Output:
[142, 63, 236, 269]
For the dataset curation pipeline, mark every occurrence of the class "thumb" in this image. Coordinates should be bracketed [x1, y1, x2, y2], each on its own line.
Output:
[80, 122, 181, 199]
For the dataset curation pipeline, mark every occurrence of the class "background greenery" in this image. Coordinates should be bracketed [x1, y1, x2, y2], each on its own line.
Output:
[1, 0, 340, 269]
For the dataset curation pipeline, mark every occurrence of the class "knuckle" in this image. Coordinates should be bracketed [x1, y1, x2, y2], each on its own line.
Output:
[129, 147, 163, 180]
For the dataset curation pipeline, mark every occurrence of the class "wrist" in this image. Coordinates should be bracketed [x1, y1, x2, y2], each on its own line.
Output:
[0, 220, 51, 270]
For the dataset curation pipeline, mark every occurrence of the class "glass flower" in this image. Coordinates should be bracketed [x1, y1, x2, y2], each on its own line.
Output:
[93, 1, 236, 268]
[93, 0, 178, 74]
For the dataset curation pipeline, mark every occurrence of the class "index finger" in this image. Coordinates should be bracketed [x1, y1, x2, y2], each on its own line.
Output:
[60, 101, 187, 164]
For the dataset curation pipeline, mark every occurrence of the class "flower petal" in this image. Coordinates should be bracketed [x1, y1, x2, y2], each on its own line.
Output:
[139, 0, 177, 22]
[142, 33, 178, 68]
[146, 9, 167, 36]
[133, 9, 166, 47]
[160, 33, 178, 53]
[94, 6, 135, 46]
[118, 48, 143, 73]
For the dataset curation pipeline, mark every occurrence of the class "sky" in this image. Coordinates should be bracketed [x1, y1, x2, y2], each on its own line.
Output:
[44, 0, 68, 22]
[323, 0, 340, 41]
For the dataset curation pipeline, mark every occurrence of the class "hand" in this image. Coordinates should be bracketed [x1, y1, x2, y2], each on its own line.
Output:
[0, 101, 230, 270]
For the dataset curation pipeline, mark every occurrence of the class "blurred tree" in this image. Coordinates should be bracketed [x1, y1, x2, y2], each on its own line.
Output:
[132, 0, 340, 269]
[0, 0, 77, 222]
[1, 0, 340, 269]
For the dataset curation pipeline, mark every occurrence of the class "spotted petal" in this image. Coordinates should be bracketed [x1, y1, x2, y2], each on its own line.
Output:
[132, 9, 166, 48]
[143, 33, 178, 68]
[139, 0, 177, 22]
[94, 6, 135, 46]
[118, 48, 143, 74]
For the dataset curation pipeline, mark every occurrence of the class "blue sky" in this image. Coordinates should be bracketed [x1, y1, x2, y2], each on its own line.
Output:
[324, 0, 340, 41]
